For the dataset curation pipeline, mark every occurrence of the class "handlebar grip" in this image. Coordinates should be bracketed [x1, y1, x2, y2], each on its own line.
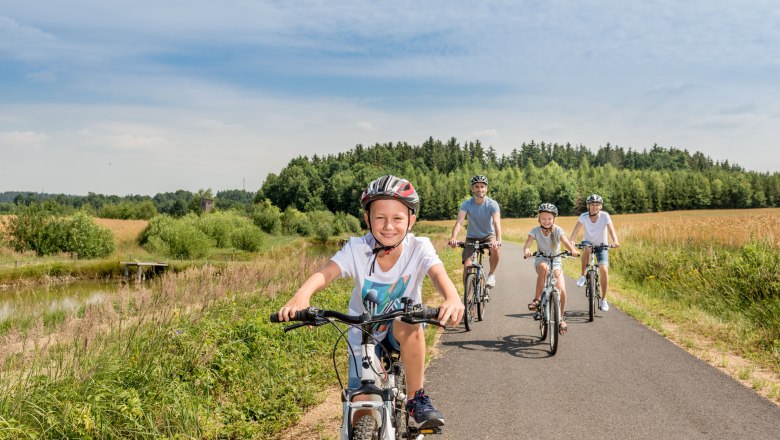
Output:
[422, 306, 440, 321]
[269, 307, 314, 323]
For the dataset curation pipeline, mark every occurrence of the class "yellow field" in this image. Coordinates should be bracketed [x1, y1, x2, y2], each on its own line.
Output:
[94, 218, 148, 243]
[424, 208, 780, 248]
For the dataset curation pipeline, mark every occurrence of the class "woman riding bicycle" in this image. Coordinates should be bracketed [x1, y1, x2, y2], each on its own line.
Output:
[523, 203, 579, 334]
[277, 175, 464, 430]
[570, 194, 620, 311]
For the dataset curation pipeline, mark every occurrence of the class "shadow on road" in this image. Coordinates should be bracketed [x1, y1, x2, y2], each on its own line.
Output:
[440, 334, 553, 359]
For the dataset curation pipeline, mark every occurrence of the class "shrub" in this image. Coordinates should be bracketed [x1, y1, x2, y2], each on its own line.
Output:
[281, 207, 312, 236]
[231, 225, 265, 252]
[140, 215, 212, 259]
[306, 210, 335, 242]
[333, 212, 362, 235]
[62, 212, 115, 258]
[251, 199, 282, 234]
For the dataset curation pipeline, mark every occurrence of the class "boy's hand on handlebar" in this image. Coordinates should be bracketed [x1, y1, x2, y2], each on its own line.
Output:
[438, 297, 464, 327]
[277, 298, 311, 322]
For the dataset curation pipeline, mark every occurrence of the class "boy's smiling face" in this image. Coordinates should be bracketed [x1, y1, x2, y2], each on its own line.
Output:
[538, 211, 555, 229]
[365, 199, 416, 247]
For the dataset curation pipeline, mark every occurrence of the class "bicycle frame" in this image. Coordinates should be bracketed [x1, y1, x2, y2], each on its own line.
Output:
[577, 243, 609, 322]
[531, 251, 569, 355]
[458, 241, 490, 330]
[271, 300, 441, 440]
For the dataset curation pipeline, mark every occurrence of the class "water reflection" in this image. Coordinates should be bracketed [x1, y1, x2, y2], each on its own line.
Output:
[0, 280, 121, 321]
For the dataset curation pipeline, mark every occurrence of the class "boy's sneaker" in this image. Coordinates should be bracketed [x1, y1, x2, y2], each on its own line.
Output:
[576, 276, 586, 287]
[406, 389, 445, 429]
[486, 274, 496, 287]
[599, 299, 610, 311]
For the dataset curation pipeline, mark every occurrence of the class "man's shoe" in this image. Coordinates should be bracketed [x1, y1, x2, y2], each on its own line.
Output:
[576, 276, 586, 287]
[486, 274, 496, 287]
[406, 389, 445, 429]
[599, 299, 610, 311]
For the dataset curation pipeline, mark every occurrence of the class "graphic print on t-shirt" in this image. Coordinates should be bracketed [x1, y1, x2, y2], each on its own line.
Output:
[362, 275, 411, 332]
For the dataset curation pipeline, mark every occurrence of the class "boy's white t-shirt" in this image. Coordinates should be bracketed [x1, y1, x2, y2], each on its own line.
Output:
[330, 232, 442, 349]
[577, 211, 612, 244]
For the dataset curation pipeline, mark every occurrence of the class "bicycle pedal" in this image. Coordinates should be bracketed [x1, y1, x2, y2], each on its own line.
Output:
[483, 294, 490, 302]
[533, 312, 541, 321]
[409, 426, 442, 435]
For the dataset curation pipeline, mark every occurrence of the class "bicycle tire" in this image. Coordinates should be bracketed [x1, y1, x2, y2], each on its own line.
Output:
[550, 290, 560, 355]
[354, 415, 379, 440]
[477, 273, 486, 321]
[464, 272, 477, 331]
[587, 271, 597, 322]
[539, 296, 548, 341]
[392, 364, 408, 440]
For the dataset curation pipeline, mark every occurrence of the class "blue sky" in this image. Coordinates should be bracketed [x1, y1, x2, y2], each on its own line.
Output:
[1, 0, 778, 196]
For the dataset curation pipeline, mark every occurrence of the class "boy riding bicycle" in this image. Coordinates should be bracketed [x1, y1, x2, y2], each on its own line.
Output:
[570, 194, 620, 311]
[448, 175, 503, 289]
[523, 203, 579, 334]
[277, 175, 464, 430]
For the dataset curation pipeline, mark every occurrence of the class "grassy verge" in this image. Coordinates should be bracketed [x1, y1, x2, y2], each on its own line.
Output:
[562, 239, 780, 403]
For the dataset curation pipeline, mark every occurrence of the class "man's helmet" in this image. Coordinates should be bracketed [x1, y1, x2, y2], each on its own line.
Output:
[586, 194, 604, 205]
[360, 175, 420, 214]
[537, 203, 558, 217]
[470, 175, 489, 186]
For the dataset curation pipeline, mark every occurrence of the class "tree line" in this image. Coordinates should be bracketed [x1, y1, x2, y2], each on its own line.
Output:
[3, 138, 778, 221]
[257, 138, 780, 219]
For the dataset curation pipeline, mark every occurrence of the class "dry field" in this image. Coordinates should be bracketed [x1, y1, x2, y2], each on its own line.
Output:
[424, 208, 780, 247]
[94, 218, 148, 244]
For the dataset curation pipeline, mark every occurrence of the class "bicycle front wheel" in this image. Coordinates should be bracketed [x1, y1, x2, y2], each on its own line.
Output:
[587, 271, 597, 322]
[353, 415, 379, 440]
[550, 290, 560, 355]
[539, 299, 548, 341]
[477, 273, 486, 321]
[464, 273, 477, 331]
[392, 364, 408, 439]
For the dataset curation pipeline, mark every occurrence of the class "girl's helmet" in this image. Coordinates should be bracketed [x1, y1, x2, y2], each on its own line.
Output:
[586, 194, 604, 205]
[470, 175, 489, 186]
[360, 175, 420, 214]
[537, 203, 559, 217]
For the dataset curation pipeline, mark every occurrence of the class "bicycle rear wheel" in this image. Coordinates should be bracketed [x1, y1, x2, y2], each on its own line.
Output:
[587, 271, 597, 322]
[476, 273, 486, 321]
[464, 273, 477, 331]
[550, 291, 560, 355]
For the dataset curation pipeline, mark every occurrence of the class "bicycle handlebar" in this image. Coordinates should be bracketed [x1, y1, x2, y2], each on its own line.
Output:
[575, 243, 616, 251]
[270, 305, 443, 332]
[456, 241, 500, 249]
[524, 250, 572, 260]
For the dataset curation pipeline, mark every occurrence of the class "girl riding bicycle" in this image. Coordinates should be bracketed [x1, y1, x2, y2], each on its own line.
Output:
[523, 203, 579, 334]
[277, 175, 464, 430]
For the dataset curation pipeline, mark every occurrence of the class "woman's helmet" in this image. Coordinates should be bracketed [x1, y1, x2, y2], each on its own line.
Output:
[360, 175, 420, 214]
[537, 203, 559, 217]
[470, 175, 489, 186]
[586, 194, 604, 205]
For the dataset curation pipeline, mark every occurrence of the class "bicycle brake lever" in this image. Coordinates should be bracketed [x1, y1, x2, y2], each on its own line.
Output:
[283, 317, 328, 332]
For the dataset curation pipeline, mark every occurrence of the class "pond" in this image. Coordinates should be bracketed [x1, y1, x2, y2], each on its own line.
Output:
[0, 280, 124, 322]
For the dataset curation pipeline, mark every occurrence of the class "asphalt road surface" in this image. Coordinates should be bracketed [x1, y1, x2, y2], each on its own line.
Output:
[425, 242, 780, 439]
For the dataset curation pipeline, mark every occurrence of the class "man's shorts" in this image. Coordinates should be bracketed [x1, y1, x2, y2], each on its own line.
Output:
[347, 322, 402, 390]
[582, 240, 609, 267]
[462, 234, 495, 263]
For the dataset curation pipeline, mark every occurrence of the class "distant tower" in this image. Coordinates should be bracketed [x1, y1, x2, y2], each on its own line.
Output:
[200, 197, 214, 213]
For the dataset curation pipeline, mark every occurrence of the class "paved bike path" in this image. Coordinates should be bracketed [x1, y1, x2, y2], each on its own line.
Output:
[425, 242, 780, 439]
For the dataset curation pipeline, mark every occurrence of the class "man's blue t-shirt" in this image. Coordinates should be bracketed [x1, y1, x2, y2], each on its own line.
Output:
[459, 197, 500, 238]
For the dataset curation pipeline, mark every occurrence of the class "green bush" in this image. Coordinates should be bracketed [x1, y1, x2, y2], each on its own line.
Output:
[306, 210, 335, 242]
[62, 212, 115, 258]
[251, 199, 282, 234]
[281, 207, 312, 236]
[140, 215, 213, 259]
[196, 211, 239, 248]
[333, 212, 362, 235]
[231, 225, 265, 252]
[2, 207, 114, 258]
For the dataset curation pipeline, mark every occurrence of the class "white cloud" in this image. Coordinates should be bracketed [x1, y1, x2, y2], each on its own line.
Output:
[0, 130, 48, 147]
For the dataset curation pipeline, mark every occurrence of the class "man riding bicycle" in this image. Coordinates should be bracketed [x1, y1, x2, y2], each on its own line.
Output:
[448, 175, 503, 289]
[570, 194, 621, 311]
